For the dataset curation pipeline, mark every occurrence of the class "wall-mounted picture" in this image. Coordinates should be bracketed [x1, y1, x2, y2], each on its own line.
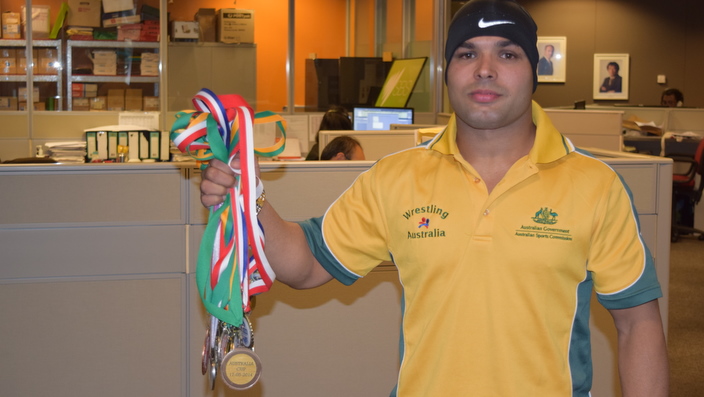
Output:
[537, 36, 566, 83]
[593, 53, 629, 100]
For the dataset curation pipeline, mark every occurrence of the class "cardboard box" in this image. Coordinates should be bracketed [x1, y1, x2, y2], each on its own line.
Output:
[37, 48, 60, 75]
[90, 96, 107, 110]
[72, 83, 98, 97]
[140, 20, 159, 41]
[107, 89, 125, 110]
[93, 63, 117, 75]
[17, 49, 38, 73]
[2, 12, 21, 39]
[92, 50, 117, 75]
[102, 0, 135, 14]
[125, 88, 142, 110]
[18, 87, 40, 103]
[19, 101, 46, 111]
[73, 97, 91, 111]
[0, 96, 18, 111]
[103, 14, 141, 28]
[196, 8, 217, 42]
[140, 52, 159, 76]
[172, 21, 199, 40]
[0, 49, 17, 74]
[86, 84, 98, 97]
[143, 96, 159, 111]
[218, 9, 254, 44]
[67, 0, 102, 27]
[117, 23, 141, 40]
[21, 5, 51, 39]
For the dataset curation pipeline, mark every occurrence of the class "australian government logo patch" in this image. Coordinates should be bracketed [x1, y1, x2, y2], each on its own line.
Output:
[516, 207, 573, 241]
[404, 204, 448, 239]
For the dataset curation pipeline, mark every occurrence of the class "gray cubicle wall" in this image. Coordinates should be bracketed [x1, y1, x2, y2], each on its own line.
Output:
[0, 153, 672, 397]
[318, 129, 416, 160]
[544, 109, 624, 151]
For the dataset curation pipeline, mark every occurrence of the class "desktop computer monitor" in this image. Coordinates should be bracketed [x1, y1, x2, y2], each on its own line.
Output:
[353, 107, 414, 130]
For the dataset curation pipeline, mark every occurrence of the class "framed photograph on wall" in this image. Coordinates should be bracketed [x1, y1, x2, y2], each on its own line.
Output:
[537, 36, 566, 83]
[593, 53, 629, 100]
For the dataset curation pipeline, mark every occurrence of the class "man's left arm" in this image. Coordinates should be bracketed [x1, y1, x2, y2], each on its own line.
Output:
[609, 299, 669, 397]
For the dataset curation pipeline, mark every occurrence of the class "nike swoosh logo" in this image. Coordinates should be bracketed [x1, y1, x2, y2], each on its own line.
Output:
[478, 18, 516, 28]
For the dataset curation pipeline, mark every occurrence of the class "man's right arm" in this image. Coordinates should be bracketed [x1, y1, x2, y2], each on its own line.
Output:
[200, 159, 334, 289]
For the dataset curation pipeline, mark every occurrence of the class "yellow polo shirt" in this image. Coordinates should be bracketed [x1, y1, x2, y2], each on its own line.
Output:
[299, 101, 662, 396]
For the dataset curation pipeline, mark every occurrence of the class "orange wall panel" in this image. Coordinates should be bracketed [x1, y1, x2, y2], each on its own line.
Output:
[415, 0, 433, 42]
[169, 0, 347, 112]
[295, 1, 347, 110]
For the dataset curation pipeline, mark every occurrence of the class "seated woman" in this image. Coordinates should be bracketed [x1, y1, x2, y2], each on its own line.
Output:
[320, 136, 365, 161]
[306, 106, 353, 160]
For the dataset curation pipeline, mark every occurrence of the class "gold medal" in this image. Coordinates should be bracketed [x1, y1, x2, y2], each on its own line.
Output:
[220, 348, 262, 390]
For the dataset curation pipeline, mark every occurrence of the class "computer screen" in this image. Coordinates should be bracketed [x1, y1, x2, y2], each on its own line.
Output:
[353, 107, 414, 131]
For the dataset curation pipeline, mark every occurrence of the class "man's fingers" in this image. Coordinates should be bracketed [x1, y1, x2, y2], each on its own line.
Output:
[200, 178, 228, 196]
[202, 162, 236, 188]
[201, 192, 226, 208]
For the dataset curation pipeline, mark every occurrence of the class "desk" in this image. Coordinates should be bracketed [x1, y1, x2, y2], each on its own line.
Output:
[624, 135, 702, 156]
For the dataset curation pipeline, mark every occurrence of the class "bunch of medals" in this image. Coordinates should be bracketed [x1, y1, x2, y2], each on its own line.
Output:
[171, 88, 286, 390]
[202, 310, 259, 389]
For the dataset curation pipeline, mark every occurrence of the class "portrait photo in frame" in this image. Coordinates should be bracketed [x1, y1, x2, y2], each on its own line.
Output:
[593, 53, 629, 100]
[536, 36, 566, 83]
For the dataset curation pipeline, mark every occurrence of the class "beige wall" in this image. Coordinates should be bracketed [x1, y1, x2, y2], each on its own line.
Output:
[520, 0, 704, 108]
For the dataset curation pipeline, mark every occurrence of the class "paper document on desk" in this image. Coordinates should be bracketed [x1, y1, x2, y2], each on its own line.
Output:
[622, 116, 663, 136]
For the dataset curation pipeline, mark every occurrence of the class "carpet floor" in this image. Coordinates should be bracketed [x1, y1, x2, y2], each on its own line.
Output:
[667, 235, 704, 396]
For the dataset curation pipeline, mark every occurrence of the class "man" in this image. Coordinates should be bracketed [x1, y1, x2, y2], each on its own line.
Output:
[201, 0, 669, 395]
[661, 88, 684, 107]
[537, 43, 554, 75]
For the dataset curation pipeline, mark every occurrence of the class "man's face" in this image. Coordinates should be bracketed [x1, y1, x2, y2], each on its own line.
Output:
[661, 94, 678, 107]
[544, 45, 554, 59]
[446, 36, 534, 132]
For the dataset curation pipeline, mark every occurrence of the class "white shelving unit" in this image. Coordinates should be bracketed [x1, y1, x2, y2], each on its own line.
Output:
[65, 40, 160, 110]
[0, 39, 63, 110]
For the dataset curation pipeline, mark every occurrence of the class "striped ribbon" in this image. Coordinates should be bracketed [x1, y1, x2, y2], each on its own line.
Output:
[170, 89, 286, 326]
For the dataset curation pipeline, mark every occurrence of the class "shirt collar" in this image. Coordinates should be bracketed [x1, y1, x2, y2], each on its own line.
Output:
[428, 101, 574, 164]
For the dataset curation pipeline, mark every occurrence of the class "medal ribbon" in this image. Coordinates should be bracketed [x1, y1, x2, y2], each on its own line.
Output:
[170, 88, 286, 326]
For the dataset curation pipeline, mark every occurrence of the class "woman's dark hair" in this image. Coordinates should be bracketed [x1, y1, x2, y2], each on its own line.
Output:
[606, 61, 620, 73]
[320, 136, 362, 160]
[305, 106, 353, 161]
[317, 106, 352, 142]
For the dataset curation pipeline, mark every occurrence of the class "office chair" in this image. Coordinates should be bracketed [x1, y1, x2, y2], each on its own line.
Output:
[668, 138, 704, 242]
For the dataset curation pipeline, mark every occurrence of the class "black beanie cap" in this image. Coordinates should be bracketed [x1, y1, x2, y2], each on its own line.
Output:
[445, 0, 539, 92]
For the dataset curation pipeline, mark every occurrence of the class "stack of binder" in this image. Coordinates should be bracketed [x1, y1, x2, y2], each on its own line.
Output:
[84, 125, 170, 162]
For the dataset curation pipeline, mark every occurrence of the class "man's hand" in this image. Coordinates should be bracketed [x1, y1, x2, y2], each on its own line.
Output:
[200, 158, 235, 207]
[200, 157, 263, 208]
[200, 157, 332, 289]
